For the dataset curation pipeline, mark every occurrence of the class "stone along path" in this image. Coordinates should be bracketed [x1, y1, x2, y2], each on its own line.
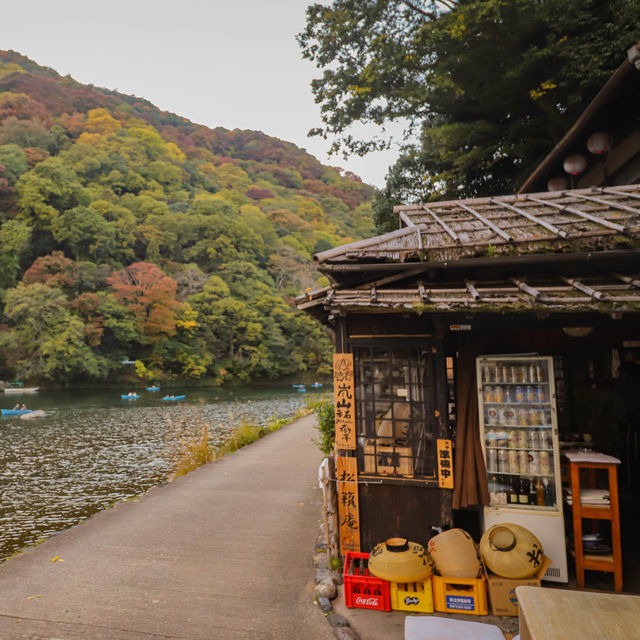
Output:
[0, 414, 334, 640]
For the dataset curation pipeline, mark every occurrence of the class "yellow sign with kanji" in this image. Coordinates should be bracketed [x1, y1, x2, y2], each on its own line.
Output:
[437, 439, 454, 489]
[336, 455, 360, 553]
[333, 353, 356, 450]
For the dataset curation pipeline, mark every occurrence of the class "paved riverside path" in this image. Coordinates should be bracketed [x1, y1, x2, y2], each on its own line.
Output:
[0, 414, 335, 640]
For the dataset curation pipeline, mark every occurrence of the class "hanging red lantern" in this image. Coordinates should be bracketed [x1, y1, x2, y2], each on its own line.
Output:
[586, 131, 610, 155]
[547, 176, 569, 192]
[563, 154, 587, 175]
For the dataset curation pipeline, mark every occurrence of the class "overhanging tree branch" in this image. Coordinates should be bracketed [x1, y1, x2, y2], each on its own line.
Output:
[400, 1, 437, 18]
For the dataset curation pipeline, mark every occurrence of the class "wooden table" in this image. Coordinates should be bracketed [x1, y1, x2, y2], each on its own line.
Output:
[516, 586, 640, 640]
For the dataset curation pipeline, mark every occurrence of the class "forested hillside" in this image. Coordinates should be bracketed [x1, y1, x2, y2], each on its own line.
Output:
[0, 51, 374, 386]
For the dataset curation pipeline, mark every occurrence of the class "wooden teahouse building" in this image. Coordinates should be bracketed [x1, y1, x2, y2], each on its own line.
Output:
[297, 43, 640, 589]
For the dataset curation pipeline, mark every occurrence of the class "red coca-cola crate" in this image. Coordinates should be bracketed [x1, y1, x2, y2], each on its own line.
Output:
[343, 551, 391, 611]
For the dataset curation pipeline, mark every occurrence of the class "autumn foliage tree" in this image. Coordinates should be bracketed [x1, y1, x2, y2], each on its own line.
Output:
[0, 49, 368, 384]
[107, 262, 182, 344]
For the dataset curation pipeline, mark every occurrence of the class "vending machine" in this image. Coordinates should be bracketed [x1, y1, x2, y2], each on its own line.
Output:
[476, 355, 568, 583]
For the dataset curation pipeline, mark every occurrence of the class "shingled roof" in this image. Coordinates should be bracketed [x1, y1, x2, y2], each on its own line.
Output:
[314, 184, 640, 265]
[298, 184, 640, 318]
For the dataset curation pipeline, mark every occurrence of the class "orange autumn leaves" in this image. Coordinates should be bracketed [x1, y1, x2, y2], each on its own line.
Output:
[107, 262, 184, 344]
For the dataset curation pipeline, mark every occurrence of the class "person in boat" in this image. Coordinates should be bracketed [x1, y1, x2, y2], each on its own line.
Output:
[21, 404, 27, 410]
[128, 392, 135, 397]
[13, 404, 20, 410]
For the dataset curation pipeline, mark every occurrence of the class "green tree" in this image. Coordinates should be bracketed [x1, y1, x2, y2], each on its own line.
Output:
[0, 144, 28, 183]
[51, 205, 116, 262]
[0, 220, 31, 290]
[2, 282, 109, 382]
[16, 156, 88, 230]
[299, 0, 640, 203]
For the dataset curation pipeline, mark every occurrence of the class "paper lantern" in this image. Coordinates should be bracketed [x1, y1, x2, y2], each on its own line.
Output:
[563, 154, 587, 175]
[546, 176, 569, 192]
[368, 538, 431, 582]
[428, 528, 482, 579]
[480, 523, 543, 579]
[586, 131, 610, 155]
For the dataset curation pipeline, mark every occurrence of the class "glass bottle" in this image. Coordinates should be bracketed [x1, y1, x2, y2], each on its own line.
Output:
[543, 478, 554, 507]
[536, 478, 545, 506]
[518, 477, 529, 505]
[528, 477, 537, 505]
[508, 476, 519, 505]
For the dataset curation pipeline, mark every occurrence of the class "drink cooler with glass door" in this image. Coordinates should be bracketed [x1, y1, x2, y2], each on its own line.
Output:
[476, 355, 568, 583]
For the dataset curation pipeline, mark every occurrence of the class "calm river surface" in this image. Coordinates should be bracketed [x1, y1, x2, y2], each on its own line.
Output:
[0, 385, 326, 561]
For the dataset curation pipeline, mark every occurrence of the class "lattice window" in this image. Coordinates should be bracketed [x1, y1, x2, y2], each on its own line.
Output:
[353, 344, 440, 478]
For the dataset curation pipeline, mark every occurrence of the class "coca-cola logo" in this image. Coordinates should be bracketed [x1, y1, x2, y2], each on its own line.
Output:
[355, 596, 380, 606]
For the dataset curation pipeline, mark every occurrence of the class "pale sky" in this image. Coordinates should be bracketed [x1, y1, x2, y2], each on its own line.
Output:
[0, 0, 403, 188]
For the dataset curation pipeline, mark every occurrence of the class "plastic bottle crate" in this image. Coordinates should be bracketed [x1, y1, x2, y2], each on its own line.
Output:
[343, 551, 391, 611]
[390, 578, 434, 613]
[432, 574, 488, 615]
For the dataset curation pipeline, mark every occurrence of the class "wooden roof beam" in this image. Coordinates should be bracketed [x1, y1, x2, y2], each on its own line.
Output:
[417, 281, 430, 302]
[455, 200, 514, 242]
[466, 280, 481, 301]
[600, 187, 640, 201]
[561, 277, 608, 301]
[422, 205, 460, 243]
[613, 273, 640, 289]
[570, 192, 640, 217]
[490, 199, 569, 238]
[399, 211, 417, 227]
[525, 194, 627, 234]
[509, 277, 543, 300]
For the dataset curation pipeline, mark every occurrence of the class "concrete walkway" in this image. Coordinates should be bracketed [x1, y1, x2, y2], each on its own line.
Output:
[0, 414, 334, 640]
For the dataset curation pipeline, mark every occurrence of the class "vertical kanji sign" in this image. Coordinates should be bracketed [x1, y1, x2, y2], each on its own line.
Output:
[437, 439, 454, 489]
[336, 455, 360, 553]
[333, 353, 356, 450]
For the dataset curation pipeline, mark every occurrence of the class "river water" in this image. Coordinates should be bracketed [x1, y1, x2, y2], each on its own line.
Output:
[0, 385, 326, 561]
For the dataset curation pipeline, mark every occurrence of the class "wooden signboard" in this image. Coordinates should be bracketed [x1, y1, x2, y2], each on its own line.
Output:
[437, 439, 454, 489]
[333, 353, 356, 450]
[336, 455, 360, 553]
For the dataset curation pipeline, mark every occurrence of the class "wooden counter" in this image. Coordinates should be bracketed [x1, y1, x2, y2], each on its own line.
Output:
[516, 586, 640, 640]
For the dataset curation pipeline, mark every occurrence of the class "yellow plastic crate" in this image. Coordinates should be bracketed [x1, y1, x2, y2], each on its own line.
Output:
[432, 574, 488, 616]
[390, 578, 434, 613]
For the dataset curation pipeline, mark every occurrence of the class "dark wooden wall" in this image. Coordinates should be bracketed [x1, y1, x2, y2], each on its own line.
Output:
[358, 483, 452, 551]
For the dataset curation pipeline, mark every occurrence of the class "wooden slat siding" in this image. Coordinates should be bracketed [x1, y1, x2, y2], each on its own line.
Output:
[490, 198, 569, 239]
[561, 277, 608, 301]
[466, 280, 481, 301]
[510, 277, 544, 300]
[613, 273, 640, 288]
[422, 205, 461, 243]
[571, 192, 640, 217]
[525, 194, 628, 233]
[456, 200, 514, 242]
